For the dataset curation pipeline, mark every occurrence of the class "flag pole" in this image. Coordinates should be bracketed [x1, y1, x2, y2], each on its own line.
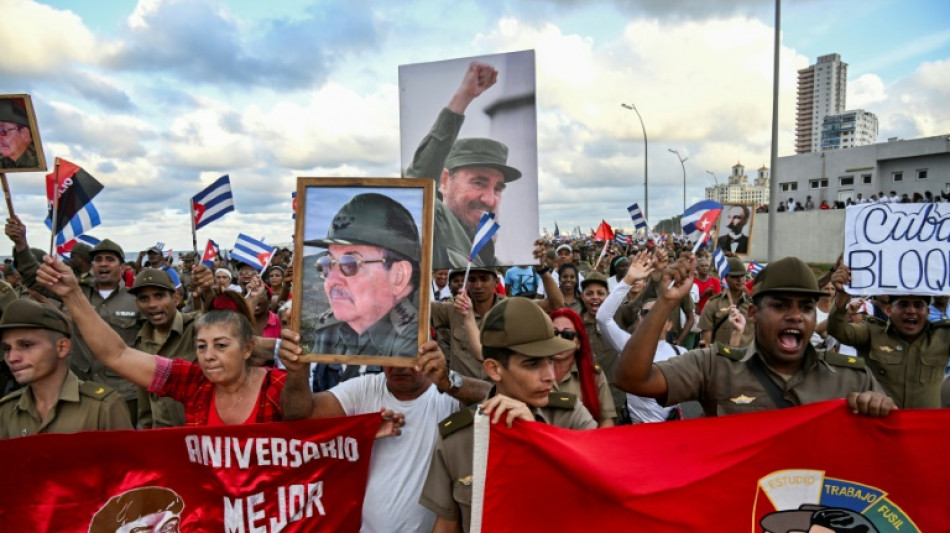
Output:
[690, 231, 709, 254]
[0, 173, 15, 218]
[189, 201, 199, 257]
[460, 261, 474, 295]
[48, 158, 61, 256]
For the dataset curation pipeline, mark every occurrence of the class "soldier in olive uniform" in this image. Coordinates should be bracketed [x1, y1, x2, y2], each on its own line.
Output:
[420, 297, 596, 532]
[305, 192, 421, 359]
[828, 264, 950, 408]
[699, 256, 755, 348]
[0, 99, 39, 170]
[616, 255, 895, 418]
[0, 298, 132, 437]
[405, 61, 522, 270]
[5, 219, 145, 424]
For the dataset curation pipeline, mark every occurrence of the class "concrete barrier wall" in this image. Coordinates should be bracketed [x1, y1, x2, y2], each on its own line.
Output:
[746, 210, 846, 264]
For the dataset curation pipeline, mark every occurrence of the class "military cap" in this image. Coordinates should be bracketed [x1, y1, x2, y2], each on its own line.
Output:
[0, 99, 29, 127]
[90, 239, 124, 262]
[129, 268, 176, 294]
[180, 252, 197, 262]
[146, 246, 162, 255]
[0, 298, 71, 337]
[726, 256, 746, 277]
[304, 193, 421, 260]
[480, 297, 574, 357]
[444, 138, 522, 182]
[71, 243, 94, 263]
[752, 257, 825, 298]
[580, 272, 609, 291]
[0, 281, 17, 316]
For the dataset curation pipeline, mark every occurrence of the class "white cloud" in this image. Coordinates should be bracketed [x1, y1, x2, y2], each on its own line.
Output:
[0, 0, 108, 76]
[848, 73, 887, 108]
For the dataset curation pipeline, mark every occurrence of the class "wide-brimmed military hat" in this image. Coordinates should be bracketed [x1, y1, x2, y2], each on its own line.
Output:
[0, 99, 29, 127]
[180, 251, 197, 262]
[304, 193, 421, 259]
[752, 257, 825, 298]
[71, 243, 94, 263]
[480, 297, 574, 357]
[580, 272, 609, 291]
[90, 239, 125, 262]
[444, 138, 522, 182]
[0, 298, 71, 337]
[726, 256, 746, 277]
[145, 246, 162, 255]
[129, 268, 176, 294]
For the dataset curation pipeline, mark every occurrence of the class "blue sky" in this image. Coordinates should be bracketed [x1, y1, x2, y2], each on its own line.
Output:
[2, 0, 948, 254]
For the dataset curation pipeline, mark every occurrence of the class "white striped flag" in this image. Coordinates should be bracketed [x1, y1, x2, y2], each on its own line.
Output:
[231, 234, 276, 271]
[192, 175, 235, 230]
[747, 261, 764, 277]
[682, 200, 723, 245]
[291, 191, 297, 220]
[713, 247, 730, 279]
[470, 212, 500, 262]
[627, 202, 648, 231]
[57, 234, 100, 260]
[46, 201, 101, 246]
[201, 239, 219, 268]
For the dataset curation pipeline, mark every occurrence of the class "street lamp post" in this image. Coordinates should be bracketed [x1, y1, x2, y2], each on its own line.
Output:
[669, 148, 688, 219]
[705, 170, 718, 185]
[621, 103, 648, 221]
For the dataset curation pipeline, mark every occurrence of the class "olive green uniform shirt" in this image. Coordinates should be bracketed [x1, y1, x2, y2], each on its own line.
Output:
[0, 371, 132, 438]
[583, 314, 626, 417]
[657, 343, 885, 417]
[135, 311, 199, 428]
[0, 145, 38, 169]
[405, 107, 496, 270]
[827, 305, 949, 408]
[310, 296, 418, 357]
[698, 291, 755, 347]
[419, 393, 596, 532]
[430, 296, 506, 381]
[555, 362, 618, 423]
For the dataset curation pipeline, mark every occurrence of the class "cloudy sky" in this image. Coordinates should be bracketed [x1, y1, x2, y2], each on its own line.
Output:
[2, 0, 948, 254]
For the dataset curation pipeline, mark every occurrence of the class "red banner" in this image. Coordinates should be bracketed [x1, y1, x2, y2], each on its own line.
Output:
[473, 400, 950, 532]
[0, 415, 379, 532]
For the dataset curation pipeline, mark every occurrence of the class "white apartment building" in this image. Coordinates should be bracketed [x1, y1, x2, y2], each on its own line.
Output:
[705, 163, 770, 206]
[796, 53, 848, 154]
[821, 109, 879, 151]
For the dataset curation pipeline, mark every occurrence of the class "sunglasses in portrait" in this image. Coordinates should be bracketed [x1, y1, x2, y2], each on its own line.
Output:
[553, 328, 576, 341]
[0, 126, 24, 137]
[315, 255, 387, 279]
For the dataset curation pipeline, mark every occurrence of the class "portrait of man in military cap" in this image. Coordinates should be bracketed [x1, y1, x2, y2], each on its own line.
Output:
[0, 95, 46, 173]
[294, 178, 434, 366]
[399, 51, 539, 270]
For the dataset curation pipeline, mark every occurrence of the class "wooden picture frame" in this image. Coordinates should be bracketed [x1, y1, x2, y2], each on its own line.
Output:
[715, 203, 755, 257]
[292, 177, 434, 367]
[0, 94, 47, 173]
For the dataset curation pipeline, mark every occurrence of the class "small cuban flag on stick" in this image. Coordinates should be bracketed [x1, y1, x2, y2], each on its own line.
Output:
[191, 175, 235, 256]
[461, 212, 500, 294]
[231, 234, 276, 272]
[713, 246, 730, 279]
[627, 202, 648, 232]
[681, 200, 724, 253]
[201, 239, 220, 268]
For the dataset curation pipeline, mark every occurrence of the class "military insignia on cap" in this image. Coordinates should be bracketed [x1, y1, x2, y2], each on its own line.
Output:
[458, 476, 472, 486]
[730, 394, 755, 404]
[332, 213, 355, 231]
[95, 387, 104, 394]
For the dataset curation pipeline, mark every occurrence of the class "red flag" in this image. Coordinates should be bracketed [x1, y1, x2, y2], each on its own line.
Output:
[45, 158, 104, 235]
[473, 400, 950, 532]
[593, 220, 615, 242]
[0, 415, 379, 532]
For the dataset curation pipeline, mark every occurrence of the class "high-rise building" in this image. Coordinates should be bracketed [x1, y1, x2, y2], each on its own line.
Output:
[795, 53, 848, 154]
[820, 109, 879, 151]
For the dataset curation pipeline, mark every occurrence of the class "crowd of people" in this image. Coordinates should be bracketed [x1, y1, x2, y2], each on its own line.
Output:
[3, 205, 949, 531]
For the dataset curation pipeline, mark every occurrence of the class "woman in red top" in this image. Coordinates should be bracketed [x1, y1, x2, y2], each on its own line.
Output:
[38, 258, 286, 426]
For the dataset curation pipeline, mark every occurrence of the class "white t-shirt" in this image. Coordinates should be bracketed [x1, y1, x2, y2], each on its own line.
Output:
[330, 373, 460, 533]
[626, 341, 681, 422]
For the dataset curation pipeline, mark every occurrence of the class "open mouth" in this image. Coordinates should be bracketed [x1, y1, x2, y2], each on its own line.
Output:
[777, 328, 803, 351]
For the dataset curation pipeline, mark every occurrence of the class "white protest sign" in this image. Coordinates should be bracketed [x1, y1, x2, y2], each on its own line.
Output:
[844, 203, 950, 296]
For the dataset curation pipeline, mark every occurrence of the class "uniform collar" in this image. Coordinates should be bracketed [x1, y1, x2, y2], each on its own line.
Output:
[16, 370, 81, 414]
[137, 310, 185, 344]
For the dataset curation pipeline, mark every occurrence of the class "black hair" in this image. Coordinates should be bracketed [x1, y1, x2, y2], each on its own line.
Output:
[482, 346, 515, 368]
[810, 508, 877, 533]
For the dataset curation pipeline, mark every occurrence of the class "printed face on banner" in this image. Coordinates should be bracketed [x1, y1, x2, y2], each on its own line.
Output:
[399, 50, 538, 270]
[293, 178, 434, 367]
[88, 486, 184, 533]
[715, 204, 754, 256]
[0, 94, 46, 173]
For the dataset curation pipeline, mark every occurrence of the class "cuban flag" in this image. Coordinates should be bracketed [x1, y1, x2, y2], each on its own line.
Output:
[747, 261, 765, 277]
[614, 232, 631, 246]
[291, 191, 297, 220]
[627, 203, 648, 231]
[57, 234, 100, 260]
[470, 212, 500, 262]
[231, 234, 276, 271]
[46, 201, 101, 247]
[192, 175, 235, 230]
[201, 239, 219, 268]
[681, 200, 723, 243]
[713, 247, 730, 279]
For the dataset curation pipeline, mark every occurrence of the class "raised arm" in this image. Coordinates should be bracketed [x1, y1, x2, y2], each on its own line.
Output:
[597, 250, 654, 352]
[614, 254, 696, 399]
[36, 256, 157, 388]
[416, 341, 491, 405]
[826, 264, 872, 347]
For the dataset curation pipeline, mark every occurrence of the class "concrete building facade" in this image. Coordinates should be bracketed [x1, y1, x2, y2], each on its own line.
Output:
[821, 109, 879, 151]
[796, 53, 848, 154]
[705, 163, 770, 206]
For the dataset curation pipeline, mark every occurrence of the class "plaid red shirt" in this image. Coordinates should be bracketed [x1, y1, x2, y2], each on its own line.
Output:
[149, 356, 287, 426]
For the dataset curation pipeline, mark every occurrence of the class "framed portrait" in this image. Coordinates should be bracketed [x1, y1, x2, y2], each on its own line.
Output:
[715, 204, 755, 256]
[0, 94, 47, 173]
[292, 177, 435, 367]
[399, 50, 538, 270]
